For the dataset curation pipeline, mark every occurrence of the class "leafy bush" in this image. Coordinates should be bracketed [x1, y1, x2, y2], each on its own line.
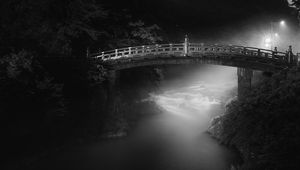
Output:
[1, 51, 66, 136]
[209, 68, 300, 169]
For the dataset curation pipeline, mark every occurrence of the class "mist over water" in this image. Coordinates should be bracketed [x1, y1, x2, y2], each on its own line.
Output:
[34, 65, 240, 170]
[127, 65, 240, 170]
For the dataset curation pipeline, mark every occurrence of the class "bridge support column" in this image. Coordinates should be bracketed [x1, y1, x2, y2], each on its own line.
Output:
[104, 70, 128, 135]
[106, 70, 120, 115]
[237, 68, 253, 99]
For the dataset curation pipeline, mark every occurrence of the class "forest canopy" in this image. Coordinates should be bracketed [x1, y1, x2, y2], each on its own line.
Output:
[0, 0, 163, 57]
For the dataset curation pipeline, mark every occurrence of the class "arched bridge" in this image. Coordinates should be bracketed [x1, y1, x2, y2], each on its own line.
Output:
[90, 38, 298, 99]
[91, 38, 298, 72]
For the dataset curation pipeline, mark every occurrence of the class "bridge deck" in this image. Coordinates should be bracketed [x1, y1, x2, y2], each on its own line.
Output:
[90, 43, 296, 71]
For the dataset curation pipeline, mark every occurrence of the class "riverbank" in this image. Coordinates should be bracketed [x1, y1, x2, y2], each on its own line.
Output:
[2, 56, 162, 170]
[208, 67, 300, 169]
[30, 96, 240, 170]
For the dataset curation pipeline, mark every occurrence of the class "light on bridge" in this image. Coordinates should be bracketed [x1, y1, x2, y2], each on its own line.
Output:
[280, 20, 286, 27]
[266, 19, 287, 50]
[264, 37, 272, 48]
[265, 37, 271, 43]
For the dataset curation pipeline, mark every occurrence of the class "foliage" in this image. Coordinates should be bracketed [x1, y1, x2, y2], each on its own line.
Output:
[101, 9, 163, 50]
[209, 68, 300, 169]
[129, 20, 163, 44]
[87, 64, 107, 86]
[104, 20, 163, 49]
[288, 0, 300, 10]
[0, 0, 107, 56]
[287, 0, 300, 23]
[1, 51, 65, 134]
[0, 0, 164, 56]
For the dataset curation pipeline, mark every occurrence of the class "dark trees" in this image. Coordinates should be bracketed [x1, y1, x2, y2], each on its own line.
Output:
[0, 0, 163, 56]
[0, 0, 107, 56]
[209, 68, 300, 169]
[0, 1, 164, 166]
[99, 10, 163, 50]
[287, 0, 300, 24]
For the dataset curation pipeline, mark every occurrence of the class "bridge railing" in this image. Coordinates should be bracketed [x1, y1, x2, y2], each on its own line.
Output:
[90, 43, 293, 65]
[92, 43, 186, 60]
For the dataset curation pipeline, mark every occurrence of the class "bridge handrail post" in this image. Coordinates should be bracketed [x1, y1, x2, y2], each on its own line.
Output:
[128, 47, 131, 57]
[142, 46, 145, 54]
[184, 35, 189, 56]
[169, 44, 173, 55]
[257, 49, 261, 57]
[115, 49, 118, 58]
[229, 46, 233, 53]
[280, 55, 285, 62]
[287, 45, 297, 65]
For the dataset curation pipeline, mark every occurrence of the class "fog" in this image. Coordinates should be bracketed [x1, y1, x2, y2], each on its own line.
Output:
[130, 64, 240, 169]
[190, 16, 300, 53]
[148, 64, 237, 140]
[34, 65, 241, 170]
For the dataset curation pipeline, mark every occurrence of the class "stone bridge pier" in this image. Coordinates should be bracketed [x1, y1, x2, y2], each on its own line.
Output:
[237, 68, 253, 99]
[106, 70, 121, 115]
[104, 70, 129, 135]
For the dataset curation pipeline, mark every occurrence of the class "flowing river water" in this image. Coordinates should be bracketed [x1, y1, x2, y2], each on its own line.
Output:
[34, 65, 241, 170]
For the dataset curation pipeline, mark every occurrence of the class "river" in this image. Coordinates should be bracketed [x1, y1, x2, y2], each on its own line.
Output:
[33, 65, 241, 170]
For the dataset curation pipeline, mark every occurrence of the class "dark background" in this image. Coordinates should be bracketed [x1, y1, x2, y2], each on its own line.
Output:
[103, 0, 298, 42]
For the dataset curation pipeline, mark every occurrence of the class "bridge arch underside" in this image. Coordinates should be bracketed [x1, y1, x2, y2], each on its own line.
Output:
[100, 54, 288, 72]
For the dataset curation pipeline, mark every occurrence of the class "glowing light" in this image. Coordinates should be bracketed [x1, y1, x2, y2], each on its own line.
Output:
[274, 33, 279, 37]
[265, 43, 270, 48]
[280, 20, 285, 26]
[263, 36, 272, 49]
[265, 38, 271, 43]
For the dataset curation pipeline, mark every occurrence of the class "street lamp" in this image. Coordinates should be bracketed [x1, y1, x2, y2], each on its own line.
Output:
[264, 36, 272, 49]
[280, 20, 285, 26]
[270, 20, 286, 50]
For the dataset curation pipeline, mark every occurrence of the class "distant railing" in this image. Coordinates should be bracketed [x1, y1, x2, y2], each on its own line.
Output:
[90, 42, 296, 65]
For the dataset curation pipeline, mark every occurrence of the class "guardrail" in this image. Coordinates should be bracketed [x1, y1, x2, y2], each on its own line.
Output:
[90, 43, 294, 64]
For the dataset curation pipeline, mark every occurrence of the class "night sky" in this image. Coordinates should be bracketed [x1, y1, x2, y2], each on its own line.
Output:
[104, 0, 298, 43]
